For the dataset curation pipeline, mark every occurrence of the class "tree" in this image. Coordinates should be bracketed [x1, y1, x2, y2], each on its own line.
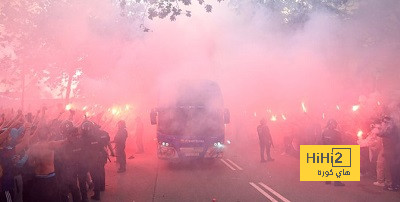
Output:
[0, 0, 52, 106]
[1, 0, 225, 103]
[230, 0, 358, 27]
[119, 0, 224, 30]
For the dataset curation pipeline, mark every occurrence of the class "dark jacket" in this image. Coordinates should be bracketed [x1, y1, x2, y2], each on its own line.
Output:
[378, 124, 398, 153]
[257, 124, 273, 145]
[0, 147, 15, 192]
[114, 128, 127, 150]
[321, 129, 342, 145]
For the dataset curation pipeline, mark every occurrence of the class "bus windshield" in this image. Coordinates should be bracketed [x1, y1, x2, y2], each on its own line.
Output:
[157, 106, 224, 138]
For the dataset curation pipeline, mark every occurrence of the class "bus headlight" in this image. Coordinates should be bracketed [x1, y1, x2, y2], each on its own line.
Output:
[214, 142, 224, 148]
[161, 142, 170, 147]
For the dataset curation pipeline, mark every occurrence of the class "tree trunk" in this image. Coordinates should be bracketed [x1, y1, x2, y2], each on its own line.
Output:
[21, 67, 25, 112]
[65, 72, 73, 104]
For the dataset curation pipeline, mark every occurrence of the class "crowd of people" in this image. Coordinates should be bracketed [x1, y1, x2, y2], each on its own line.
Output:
[357, 115, 400, 191]
[2, 99, 400, 202]
[0, 106, 132, 202]
[257, 112, 400, 190]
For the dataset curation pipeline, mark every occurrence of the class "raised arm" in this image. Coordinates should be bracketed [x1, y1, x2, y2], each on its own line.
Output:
[0, 113, 6, 129]
[15, 122, 37, 154]
[0, 116, 23, 145]
[3, 113, 21, 129]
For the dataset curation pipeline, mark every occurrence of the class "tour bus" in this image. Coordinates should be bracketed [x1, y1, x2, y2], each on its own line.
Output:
[150, 80, 230, 159]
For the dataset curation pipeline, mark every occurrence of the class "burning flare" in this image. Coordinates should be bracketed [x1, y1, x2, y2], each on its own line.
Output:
[111, 107, 120, 115]
[65, 104, 72, 111]
[301, 102, 307, 113]
[357, 130, 363, 139]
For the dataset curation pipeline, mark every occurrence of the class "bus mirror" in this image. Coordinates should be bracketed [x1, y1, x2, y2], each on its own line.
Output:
[224, 109, 230, 124]
[150, 109, 157, 125]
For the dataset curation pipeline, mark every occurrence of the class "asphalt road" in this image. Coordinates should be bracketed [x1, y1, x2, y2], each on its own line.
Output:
[99, 142, 400, 202]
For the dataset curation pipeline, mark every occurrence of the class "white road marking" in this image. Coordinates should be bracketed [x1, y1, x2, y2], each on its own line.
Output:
[249, 182, 278, 202]
[220, 159, 236, 170]
[226, 159, 243, 170]
[259, 182, 291, 202]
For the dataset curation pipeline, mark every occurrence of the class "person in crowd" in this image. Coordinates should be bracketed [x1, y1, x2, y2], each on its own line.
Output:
[58, 120, 85, 202]
[94, 123, 112, 192]
[1, 127, 20, 201]
[257, 118, 274, 163]
[0, 114, 23, 146]
[1, 113, 38, 202]
[377, 116, 399, 191]
[114, 120, 128, 173]
[0, 107, 117, 202]
[322, 119, 345, 187]
[80, 121, 109, 201]
[26, 126, 65, 202]
[357, 121, 385, 187]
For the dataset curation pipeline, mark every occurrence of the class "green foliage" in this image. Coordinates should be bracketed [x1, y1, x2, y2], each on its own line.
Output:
[1, 0, 364, 97]
[0, 1, 86, 97]
[0, 0, 50, 92]
[231, 0, 358, 27]
[119, 0, 222, 22]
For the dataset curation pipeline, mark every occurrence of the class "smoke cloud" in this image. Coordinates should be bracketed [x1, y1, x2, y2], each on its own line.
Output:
[2, 0, 400, 131]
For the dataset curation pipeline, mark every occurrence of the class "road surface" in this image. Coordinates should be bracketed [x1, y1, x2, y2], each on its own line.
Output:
[99, 142, 399, 202]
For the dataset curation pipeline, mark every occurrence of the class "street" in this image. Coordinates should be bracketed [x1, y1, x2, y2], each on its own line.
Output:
[101, 141, 400, 202]
[2, 1, 400, 202]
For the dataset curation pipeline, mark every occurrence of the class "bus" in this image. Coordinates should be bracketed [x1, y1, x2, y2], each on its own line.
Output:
[150, 80, 230, 159]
